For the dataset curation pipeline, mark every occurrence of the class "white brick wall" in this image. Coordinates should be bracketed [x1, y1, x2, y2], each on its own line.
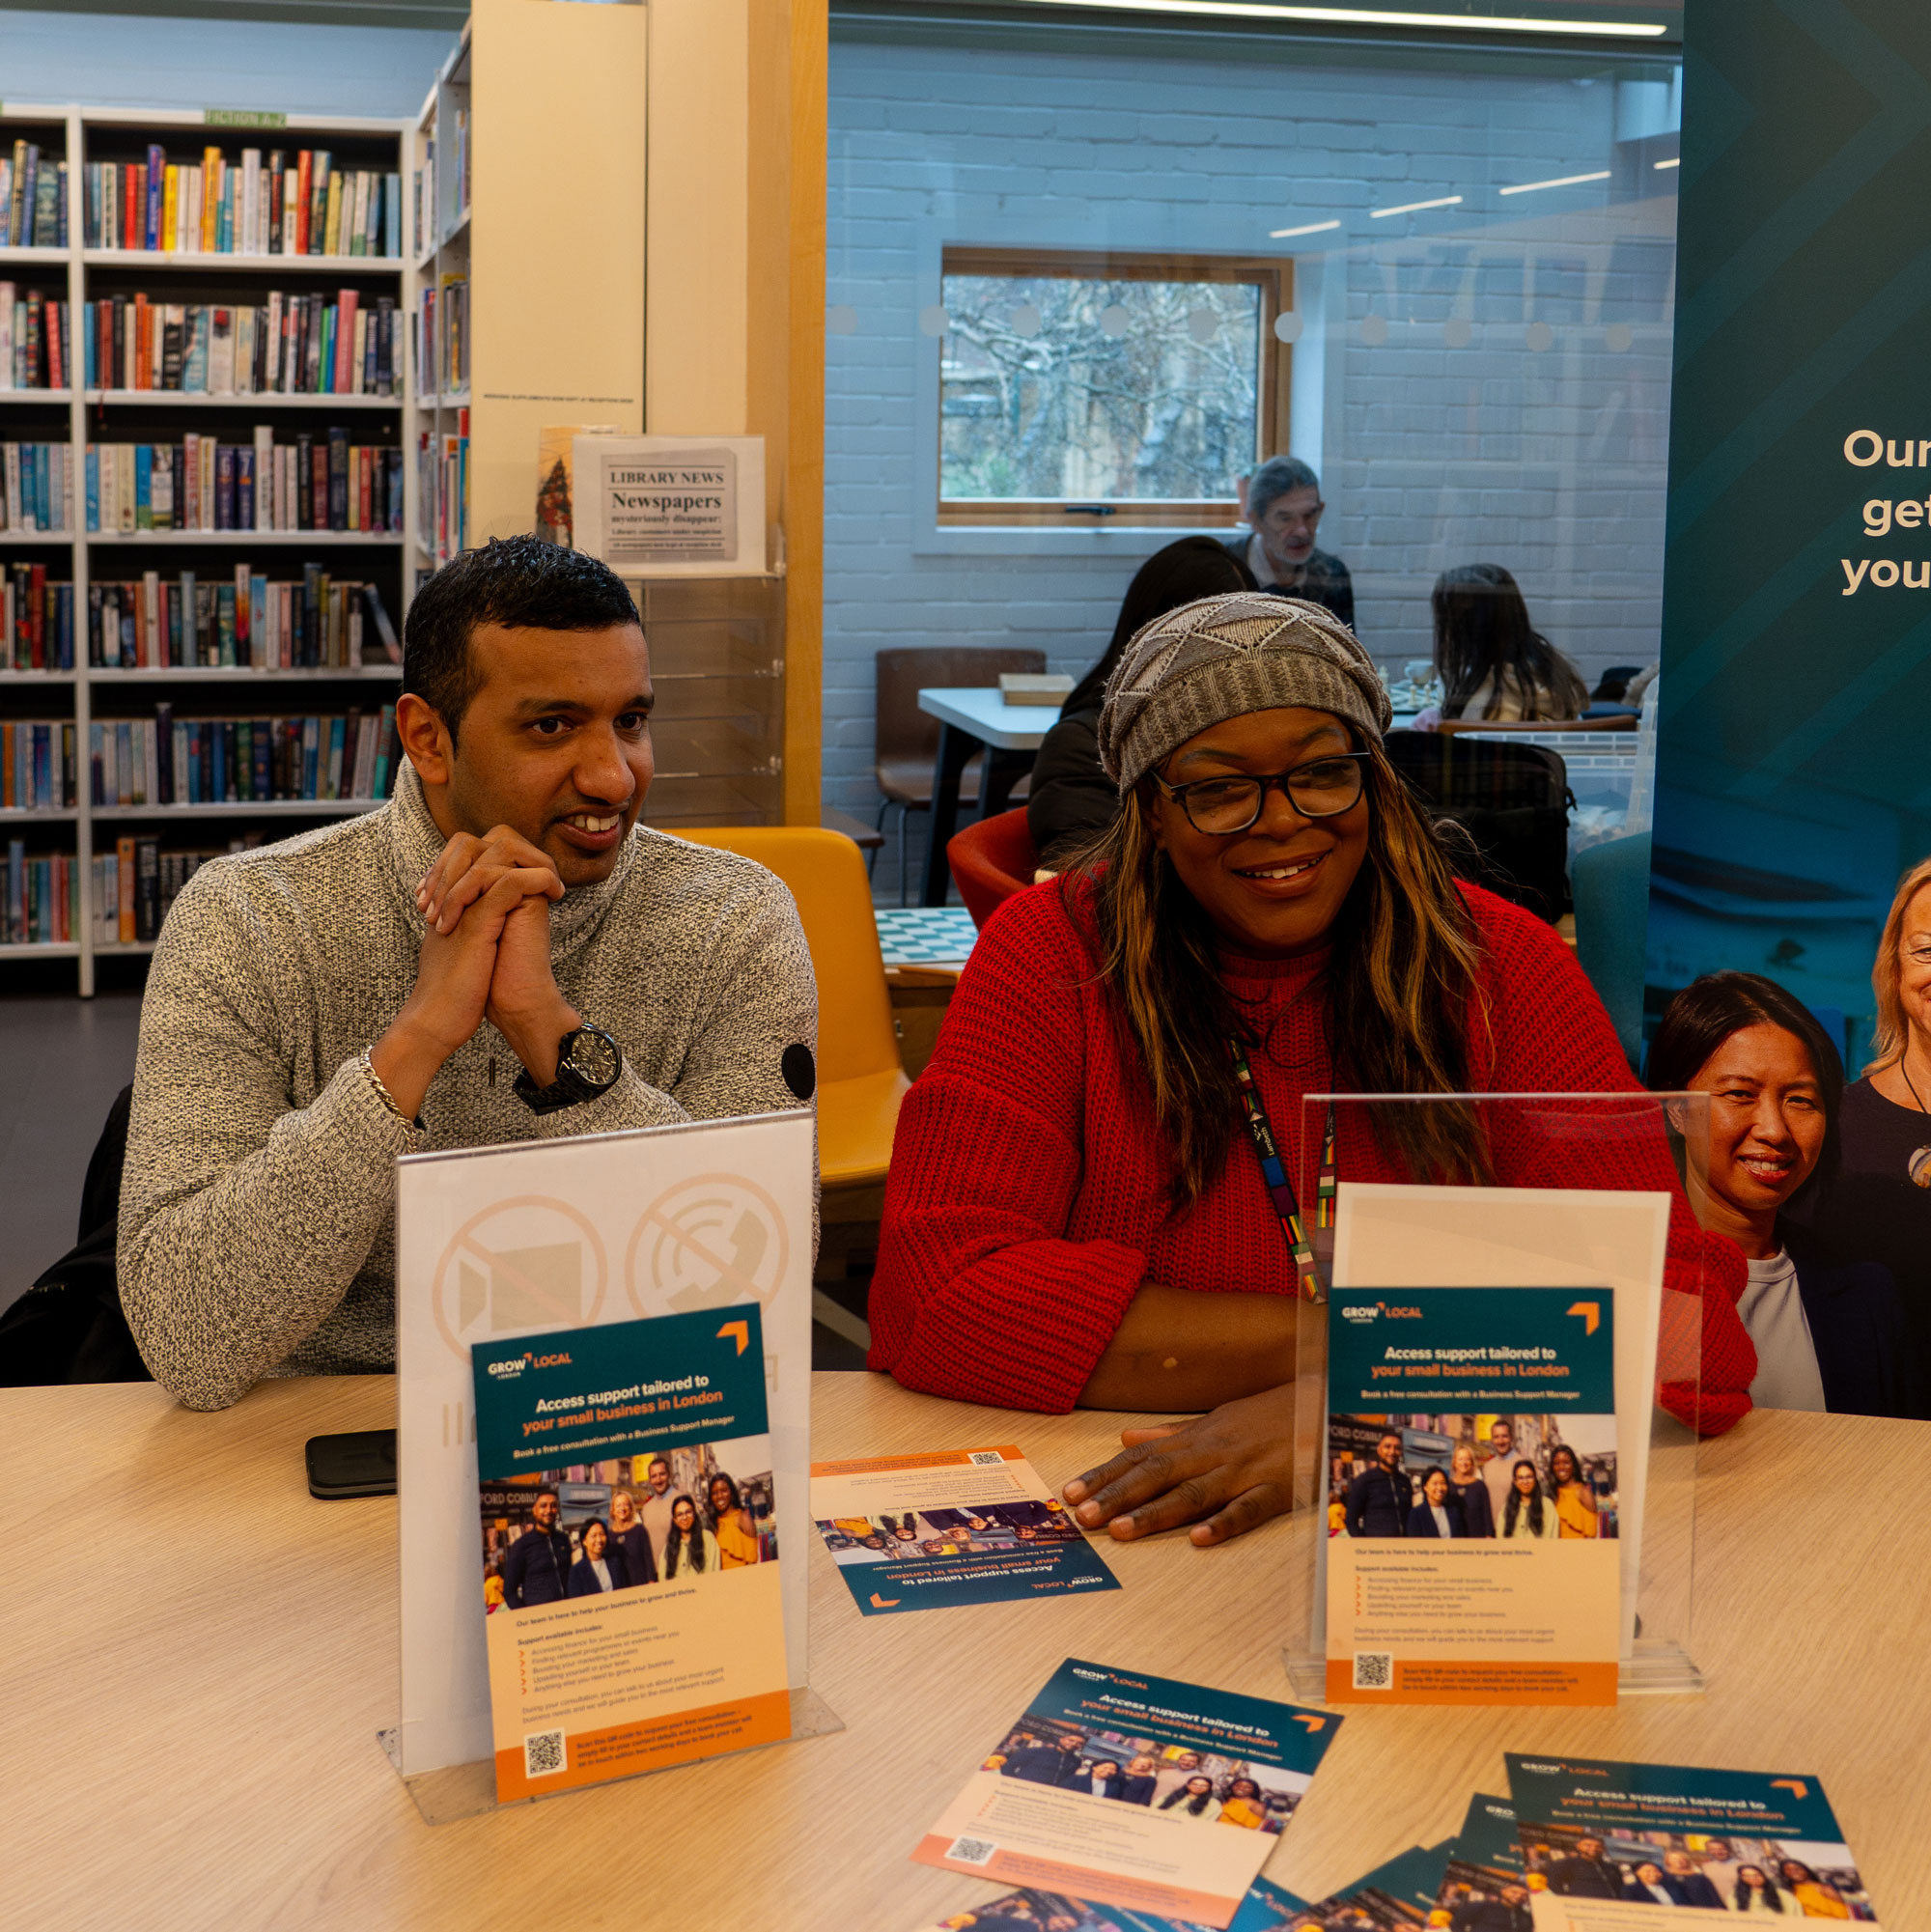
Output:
[825, 33, 1679, 818]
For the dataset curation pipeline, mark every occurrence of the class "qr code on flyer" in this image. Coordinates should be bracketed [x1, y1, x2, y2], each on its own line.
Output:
[968, 1452, 1003, 1466]
[1352, 1651, 1394, 1690]
[523, 1729, 567, 1778]
[949, 1836, 999, 1864]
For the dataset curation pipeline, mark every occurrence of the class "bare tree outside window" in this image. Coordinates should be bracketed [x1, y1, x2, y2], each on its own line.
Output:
[937, 249, 1292, 525]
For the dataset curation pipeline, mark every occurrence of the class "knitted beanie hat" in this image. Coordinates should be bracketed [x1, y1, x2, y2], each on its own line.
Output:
[1096, 592, 1391, 793]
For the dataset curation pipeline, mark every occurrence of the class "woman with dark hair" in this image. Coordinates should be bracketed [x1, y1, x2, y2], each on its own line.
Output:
[1406, 1466, 1467, 1539]
[565, 1518, 631, 1597]
[1731, 1866, 1795, 1915]
[870, 594, 1753, 1545]
[1648, 969, 1917, 1416]
[1160, 1775, 1217, 1818]
[1217, 1777, 1269, 1829]
[1430, 563, 1589, 723]
[1546, 1445, 1599, 1539]
[707, 1471, 761, 1567]
[1798, 858, 1931, 1415]
[660, 1494, 721, 1580]
[1027, 538, 1255, 868]
[1077, 1758, 1128, 1802]
[1775, 1862, 1853, 1918]
[1501, 1461, 1557, 1541]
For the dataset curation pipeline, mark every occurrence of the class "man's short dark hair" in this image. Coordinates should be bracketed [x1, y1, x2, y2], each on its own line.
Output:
[1246, 455, 1322, 523]
[533, 1486, 559, 1505]
[403, 535, 641, 742]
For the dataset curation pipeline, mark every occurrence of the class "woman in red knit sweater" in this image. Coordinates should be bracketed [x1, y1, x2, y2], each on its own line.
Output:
[868, 592, 1754, 1548]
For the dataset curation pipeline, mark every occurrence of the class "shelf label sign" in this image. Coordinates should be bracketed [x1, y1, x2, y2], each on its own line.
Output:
[203, 108, 289, 129]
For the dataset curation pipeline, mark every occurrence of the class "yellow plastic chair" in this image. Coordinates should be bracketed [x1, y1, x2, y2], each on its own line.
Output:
[674, 826, 910, 1191]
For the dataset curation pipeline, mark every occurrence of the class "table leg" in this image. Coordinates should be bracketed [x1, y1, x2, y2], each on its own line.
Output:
[922, 722, 980, 906]
[980, 747, 1032, 821]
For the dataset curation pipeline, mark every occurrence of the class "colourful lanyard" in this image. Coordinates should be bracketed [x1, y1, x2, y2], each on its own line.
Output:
[1228, 1036, 1334, 1302]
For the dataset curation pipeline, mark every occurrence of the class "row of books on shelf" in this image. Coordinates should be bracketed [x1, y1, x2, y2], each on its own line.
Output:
[4, 844, 73, 946]
[411, 118, 468, 259]
[82, 148, 400, 260]
[87, 434, 404, 535]
[94, 703, 399, 807]
[0, 441, 70, 531]
[91, 568, 399, 670]
[2, 720, 72, 810]
[98, 839, 239, 946]
[3, 565, 73, 670]
[1, 142, 67, 250]
[422, 414, 470, 558]
[0, 287, 68, 391]
[85, 289, 401, 398]
[415, 276, 466, 394]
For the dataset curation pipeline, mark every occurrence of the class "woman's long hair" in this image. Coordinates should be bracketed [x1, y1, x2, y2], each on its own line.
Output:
[1549, 1444, 1581, 1489]
[706, 1471, 743, 1531]
[1502, 1460, 1547, 1537]
[1432, 563, 1589, 721]
[1074, 741, 1490, 1205]
[1864, 855, 1931, 1076]
[663, 1494, 708, 1574]
[1732, 1870, 1790, 1913]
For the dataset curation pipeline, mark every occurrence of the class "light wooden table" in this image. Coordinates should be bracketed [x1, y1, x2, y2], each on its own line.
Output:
[12, 1375, 1929, 1929]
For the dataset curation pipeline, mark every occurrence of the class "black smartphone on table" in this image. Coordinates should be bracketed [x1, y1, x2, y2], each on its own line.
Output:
[305, 1429, 397, 1498]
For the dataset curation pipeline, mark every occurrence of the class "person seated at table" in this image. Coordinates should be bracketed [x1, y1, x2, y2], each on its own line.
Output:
[1216, 1777, 1270, 1829]
[566, 1517, 631, 1597]
[1647, 969, 1919, 1417]
[1447, 1442, 1495, 1537]
[607, 1488, 659, 1588]
[660, 1494, 722, 1579]
[1120, 1755, 1160, 1806]
[1222, 456, 1355, 627]
[1547, 1445, 1599, 1539]
[1160, 1775, 1218, 1818]
[1406, 1465, 1467, 1538]
[499, 1486, 574, 1609]
[118, 536, 817, 1413]
[1423, 563, 1588, 725]
[707, 1472, 762, 1567]
[1344, 1431, 1412, 1537]
[1027, 537, 1254, 870]
[868, 592, 1755, 1549]
[1729, 1866, 1796, 1915]
[1500, 1460, 1558, 1541]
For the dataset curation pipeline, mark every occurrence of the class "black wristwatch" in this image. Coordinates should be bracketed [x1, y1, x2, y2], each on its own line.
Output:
[514, 1024, 623, 1115]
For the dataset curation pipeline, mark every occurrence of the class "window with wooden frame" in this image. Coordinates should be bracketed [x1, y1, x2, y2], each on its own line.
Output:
[937, 245, 1293, 528]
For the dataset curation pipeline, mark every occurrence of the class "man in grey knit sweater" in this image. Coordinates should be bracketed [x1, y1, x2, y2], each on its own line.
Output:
[120, 539, 817, 1411]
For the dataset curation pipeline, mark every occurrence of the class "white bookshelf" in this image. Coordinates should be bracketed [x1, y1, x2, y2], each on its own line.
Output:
[0, 99, 420, 992]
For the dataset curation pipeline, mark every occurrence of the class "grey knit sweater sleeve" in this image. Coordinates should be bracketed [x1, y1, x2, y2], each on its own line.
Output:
[119, 864, 429, 1409]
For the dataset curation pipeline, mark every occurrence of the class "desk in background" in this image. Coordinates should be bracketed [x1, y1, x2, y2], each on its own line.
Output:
[915, 687, 1052, 907]
[10, 1374, 1930, 1928]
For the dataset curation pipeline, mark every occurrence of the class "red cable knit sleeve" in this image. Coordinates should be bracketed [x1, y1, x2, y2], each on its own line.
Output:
[867, 888, 1147, 1413]
[1468, 887, 1756, 1435]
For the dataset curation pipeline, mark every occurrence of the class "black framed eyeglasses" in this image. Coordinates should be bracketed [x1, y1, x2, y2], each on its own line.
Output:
[1154, 752, 1369, 835]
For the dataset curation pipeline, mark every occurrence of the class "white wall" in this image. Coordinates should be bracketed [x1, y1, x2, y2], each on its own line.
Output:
[823, 32, 1680, 819]
[1, 8, 459, 119]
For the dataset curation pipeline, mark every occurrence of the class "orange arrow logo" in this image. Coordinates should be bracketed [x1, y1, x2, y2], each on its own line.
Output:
[717, 1320, 750, 1356]
[1567, 1301, 1601, 1336]
[1771, 1778, 1808, 1801]
[1294, 1716, 1327, 1732]
[869, 1592, 901, 1608]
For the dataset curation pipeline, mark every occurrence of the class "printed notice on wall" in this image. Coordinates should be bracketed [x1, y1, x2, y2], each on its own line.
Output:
[470, 1304, 790, 1803]
[571, 434, 766, 575]
[1325, 1287, 1620, 1706]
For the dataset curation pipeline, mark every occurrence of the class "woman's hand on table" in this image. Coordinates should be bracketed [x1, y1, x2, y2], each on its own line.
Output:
[1061, 1384, 1295, 1546]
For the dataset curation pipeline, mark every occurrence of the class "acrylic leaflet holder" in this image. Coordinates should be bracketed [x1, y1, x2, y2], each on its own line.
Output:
[384, 1108, 842, 1824]
[1281, 1090, 1712, 1703]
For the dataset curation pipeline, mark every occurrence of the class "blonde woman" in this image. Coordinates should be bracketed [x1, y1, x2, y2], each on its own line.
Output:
[1447, 1442, 1495, 1537]
[1802, 856, 1931, 1416]
[867, 594, 1756, 1546]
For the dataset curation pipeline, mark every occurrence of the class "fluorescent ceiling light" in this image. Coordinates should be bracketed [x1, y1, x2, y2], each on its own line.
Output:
[1370, 195, 1463, 218]
[1498, 169, 1612, 195]
[989, 1, 1669, 37]
[1654, 156, 1680, 169]
[1270, 219, 1343, 238]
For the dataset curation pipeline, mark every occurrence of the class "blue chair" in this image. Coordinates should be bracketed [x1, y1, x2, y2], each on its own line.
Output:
[1571, 831, 1651, 1068]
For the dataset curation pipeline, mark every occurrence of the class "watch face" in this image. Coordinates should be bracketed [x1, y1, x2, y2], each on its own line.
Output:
[562, 1027, 620, 1088]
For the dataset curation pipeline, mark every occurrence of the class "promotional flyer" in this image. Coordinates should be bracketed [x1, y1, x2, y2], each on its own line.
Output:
[912, 1658, 1342, 1927]
[470, 1305, 789, 1803]
[1288, 1842, 1453, 1931]
[810, 1444, 1119, 1614]
[1325, 1288, 1620, 1706]
[1507, 1754, 1882, 1928]
[1435, 1793, 1530, 1931]
[915, 1876, 1315, 1932]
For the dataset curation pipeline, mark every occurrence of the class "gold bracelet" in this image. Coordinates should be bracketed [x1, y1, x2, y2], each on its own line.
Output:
[362, 1046, 416, 1125]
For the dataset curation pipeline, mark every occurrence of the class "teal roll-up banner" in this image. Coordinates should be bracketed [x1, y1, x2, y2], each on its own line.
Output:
[1651, 0, 1931, 1417]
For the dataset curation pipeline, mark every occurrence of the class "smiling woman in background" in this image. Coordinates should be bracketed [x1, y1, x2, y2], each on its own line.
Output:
[869, 593, 1755, 1549]
[1647, 969, 1918, 1417]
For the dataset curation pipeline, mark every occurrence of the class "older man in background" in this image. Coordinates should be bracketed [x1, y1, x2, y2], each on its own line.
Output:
[1224, 455, 1356, 631]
